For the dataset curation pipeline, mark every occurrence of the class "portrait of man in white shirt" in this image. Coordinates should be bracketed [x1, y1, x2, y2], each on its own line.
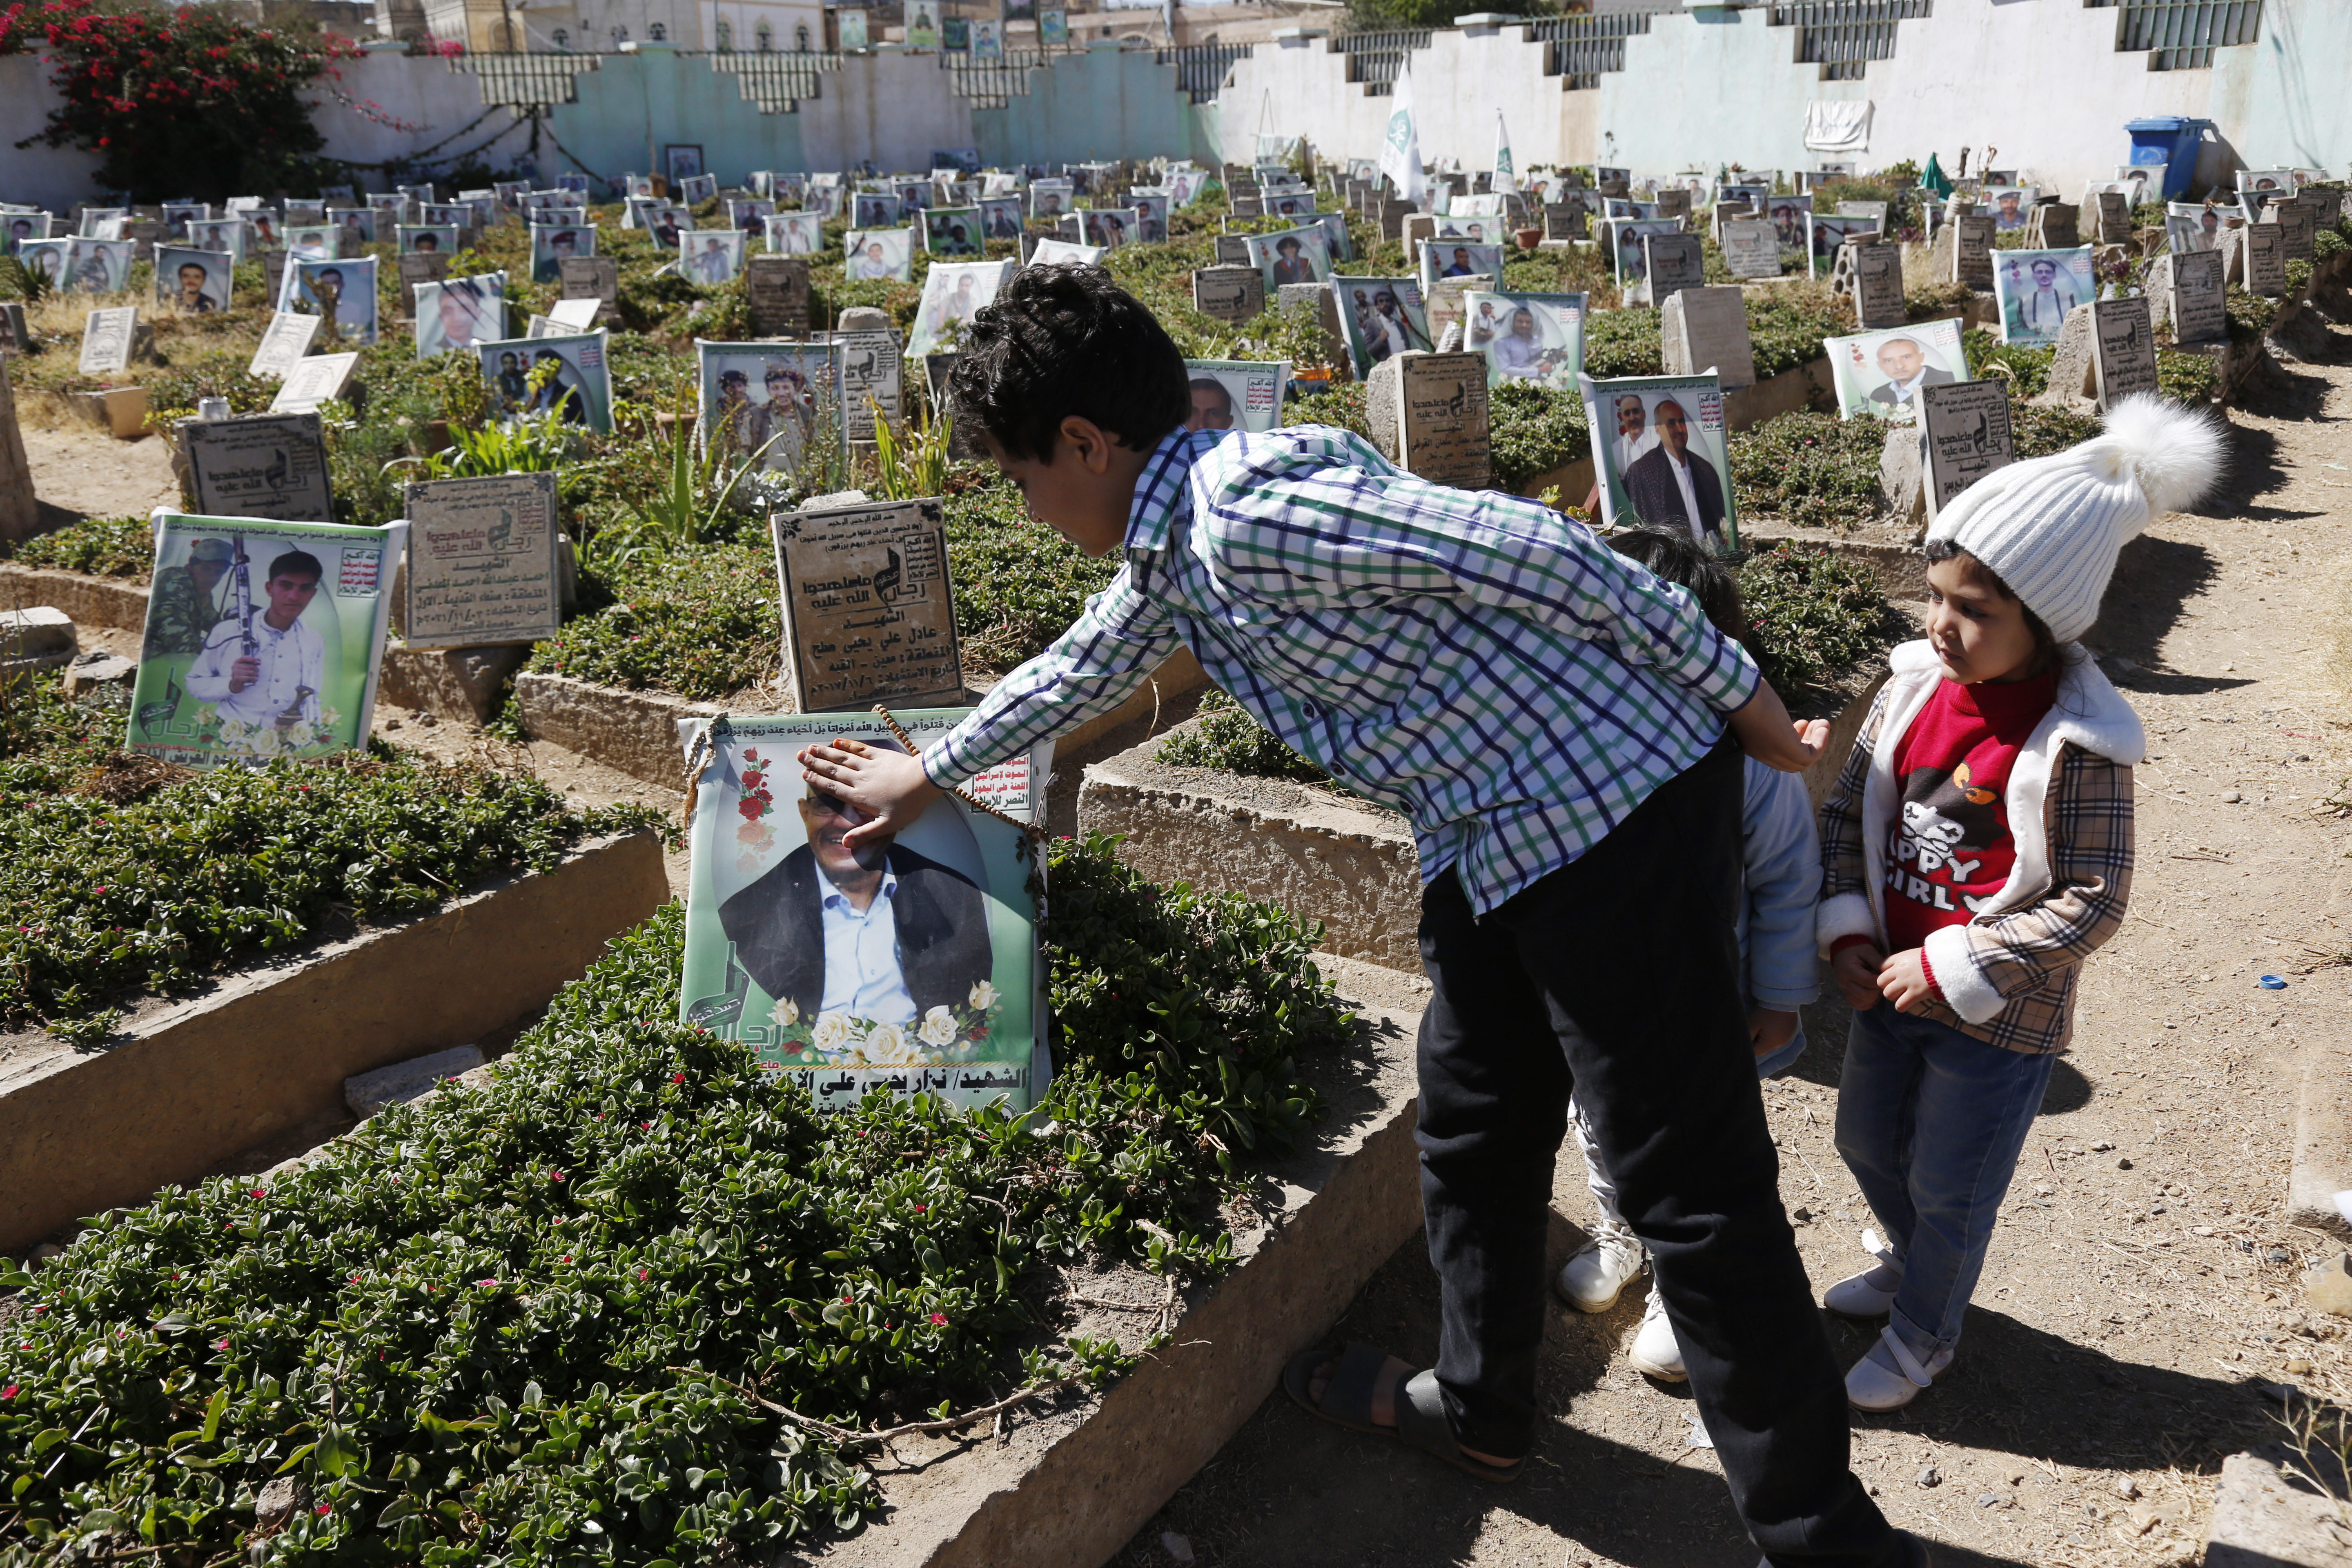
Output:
[184, 549, 326, 729]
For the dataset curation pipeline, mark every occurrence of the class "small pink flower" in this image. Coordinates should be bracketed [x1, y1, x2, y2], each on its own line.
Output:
[549, 1170, 566, 1182]
[913, 1203, 927, 1213]
[671, 1072, 686, 1084]
[477, 1279, 497, 1288]
[1, 1385, 17, 1399]
[215, 1337, 230, 1350]
[250, 1188, 265, 1199]
[929, 1313, 947, 1325]
[314, 1503, 331, 1515]
[637, 1269, 648, 1281]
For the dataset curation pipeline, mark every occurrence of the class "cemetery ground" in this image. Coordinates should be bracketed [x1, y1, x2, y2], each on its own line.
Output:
[1107, 354, 2352, 1566]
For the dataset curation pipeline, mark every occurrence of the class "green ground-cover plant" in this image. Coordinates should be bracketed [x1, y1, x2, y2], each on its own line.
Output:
[6, 513, 154, 579]
[1157, 689, 1329, 784]
[1962, 327, 2055, 399]
[0, 835, 1345, 1563]
[1487, 381, 1590, 489]
[0, 677, 658, 1044]
[1726, 411, 1889, 532]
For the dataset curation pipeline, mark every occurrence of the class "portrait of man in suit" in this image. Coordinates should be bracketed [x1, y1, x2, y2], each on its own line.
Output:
[1866, 335, 1955, 411]
[718, 757, 994, 1028]
[1621, 398, 1727, 548]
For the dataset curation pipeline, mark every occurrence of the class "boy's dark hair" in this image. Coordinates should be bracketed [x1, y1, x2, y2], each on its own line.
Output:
[1922, 537, 2060, 670]
[1611, 528, 1754, 658]
[267, 550, 323, 584]
[946, 263, 1188, 463]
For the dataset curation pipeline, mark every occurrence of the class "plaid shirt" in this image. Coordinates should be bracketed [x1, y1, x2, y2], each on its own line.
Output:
[923, 425, 1760, 915]
[1817, 677, 2136, 1055]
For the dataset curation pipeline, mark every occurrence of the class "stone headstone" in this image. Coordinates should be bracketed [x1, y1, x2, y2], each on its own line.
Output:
[2089, 296, 2159, 410]
[1378, 199, 1412, 242]
[0, 352, 31, 543]
[263, 249, 288, 312]
[2028, 202, 2079, 249]
[1231, 194, 1264, 219]
[1720, 219, 1782, 280]
[1920, 380, 2016, 523]
[1401, 214, 1437, 260]
[396, 251, 449, 318]
[1659, 286, 1757, 391]
[745, 255, 812, 336]
[1879, 425, 1927, 535]
[770, 495, 963, 712]
[270, 351, 359, 414]
[176, 412, 333, 521]
[1834, 200, 1889, 231]
[2149, 249, 2226, 345]
[1949, 216, 1996, 290]
[247, 311, 321, 381]
[2262, 200, 2315, 266]
[401, 471, 564, 649]
[1193, 265, 1266, 325]
[1365, 351, 1491, 489]
[559, 256, 620, 326]
[2094, 191, 2132, 245]
[1851, 242, 1907, 330]
[546, 296, 601, 333]
[1422, 274, 1490, 348]
[79, 308, 137, 375]
[2044, 304, 2100, 406]
[1641, 231, 1706, 311]
[835, 328, 901, 443]
[122, 219, 167, 263]
[1653, 189, 1691, 221]
[2231, 222, 2286, 297]
[0, 303, 28, 354]
[1543, 202, 1588, 243]
[1213, 234, 1253, 267]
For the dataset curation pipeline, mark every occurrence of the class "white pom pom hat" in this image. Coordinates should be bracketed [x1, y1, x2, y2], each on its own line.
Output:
[1926, 393, 2225, 644]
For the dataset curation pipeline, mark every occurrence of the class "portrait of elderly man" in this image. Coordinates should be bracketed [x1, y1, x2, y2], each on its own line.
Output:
[1866, 335, 1955, 411]
[717, 743, 993, 1027]
[1608, 393, 1655, 474]
[144, 537, 234, 657]
[1622, 399, 1727, 548]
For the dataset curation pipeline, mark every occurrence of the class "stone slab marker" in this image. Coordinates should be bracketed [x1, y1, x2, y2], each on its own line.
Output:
[744, 256, 811, 337]
[176, 412, 334, 522]
[1192, 265, 1265, 324]
[1642, 231, 1706, 311]
[2094, 191, 2132, 244]
[2148, 249, 2226, 345]
[2261, 199, 2315, 266]
[2228, 223, 2286, 297]
[0, 352, 33, 544]
[1919, 381, 2015, 523]
[1652, 188, 1691, 221]
[768, 495, 964, 712]
[1543, 202, 1588, 242]
[396, 251, 448, 318]
[401, 472, 564, 649]
[1720, 219, 1782, 279]
[1850, 241, 1907, 330]
[560, 256, 620, 326]
[247, 311, 321, 381]
[2089, 296, 2159, 410]
[2027, 202, 2080, 249]
[80, 308, 137, 376]
[1947, 216, 1996, 290]
[1366, 351, 1491, 489]
[2043, 305, 2100, 406]
[1659, 286, 1757, 390]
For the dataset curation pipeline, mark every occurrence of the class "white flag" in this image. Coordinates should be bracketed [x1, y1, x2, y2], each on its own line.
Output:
[1492, 108, 1517, 197]
[1378, 58, 1428, 209]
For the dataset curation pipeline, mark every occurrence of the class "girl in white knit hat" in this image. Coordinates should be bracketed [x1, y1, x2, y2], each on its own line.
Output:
[1813, 394, 2223, 1412]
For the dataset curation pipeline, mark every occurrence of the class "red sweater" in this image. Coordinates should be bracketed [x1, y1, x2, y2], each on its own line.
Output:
[1881, 668, 2058, 959]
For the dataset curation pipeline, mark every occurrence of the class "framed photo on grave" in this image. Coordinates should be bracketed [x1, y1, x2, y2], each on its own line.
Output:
[1577, 372, 1739, 555]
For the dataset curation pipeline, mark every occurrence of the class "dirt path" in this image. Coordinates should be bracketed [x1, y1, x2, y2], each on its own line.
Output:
[19, 424, 182, 526]
[1115, 350, 2352, 1568]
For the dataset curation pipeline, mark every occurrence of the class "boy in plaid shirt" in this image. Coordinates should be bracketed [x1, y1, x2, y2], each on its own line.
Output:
[1816, 396, 2217, 1412]
[802, 267, 1914, 1567]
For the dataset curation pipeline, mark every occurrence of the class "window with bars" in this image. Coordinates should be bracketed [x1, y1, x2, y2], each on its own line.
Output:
[1525, 11, 1652, 91]
[2086, 0, 2263, 69]
[1768, 0, 1930, 79]
[1155, 41, 1252, 103]
[1330, 29, 1432, 96]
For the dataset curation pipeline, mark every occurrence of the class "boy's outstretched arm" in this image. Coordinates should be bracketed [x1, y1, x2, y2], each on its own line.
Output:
[1726, 682, 1830, 773]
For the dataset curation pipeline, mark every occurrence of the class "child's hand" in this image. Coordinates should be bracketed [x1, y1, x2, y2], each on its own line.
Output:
[1748, 1007, 1800, 1060]
[1877, 948, 1936, 1014]
[1726, 683, 1829, 773]
[797, 739, 944, 851]
[1832, 942, 1885, 1009]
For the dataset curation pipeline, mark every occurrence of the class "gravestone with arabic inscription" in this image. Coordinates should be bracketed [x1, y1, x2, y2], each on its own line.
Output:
[402, 471, 564, 648]
[769, 496, 964, 712]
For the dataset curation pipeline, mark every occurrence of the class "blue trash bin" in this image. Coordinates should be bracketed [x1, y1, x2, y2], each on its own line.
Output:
[2125, 116, 2214, 201]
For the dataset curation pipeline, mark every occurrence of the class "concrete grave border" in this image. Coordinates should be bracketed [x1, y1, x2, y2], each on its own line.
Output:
[0, 829, 668, 1254]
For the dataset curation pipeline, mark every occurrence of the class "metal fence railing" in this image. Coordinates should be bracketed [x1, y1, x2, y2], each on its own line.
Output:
[1155, 42, 1252, 103]
[703, 50, 841, 113]
[1524, 11, 1651, 91]
[2085, 0, 2263, 68]
[451, 52, 601, 109]
[1329, 29, 1432, 96]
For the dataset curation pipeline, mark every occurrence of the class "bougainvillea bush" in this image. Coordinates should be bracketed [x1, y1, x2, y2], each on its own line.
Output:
[0, 0, 355, 201]
[0, 836, 1346, 1564]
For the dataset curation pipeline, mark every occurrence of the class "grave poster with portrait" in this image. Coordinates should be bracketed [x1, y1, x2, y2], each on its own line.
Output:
[1823, 319, 1968, 423]
[126, 512, 404, 769]
[1181, 358, 1290, 435]
[1459, 290, 1584, 390]
[1577, 372, 1739, 555]
[476, 331, 612, 432]
[697, 340, 845, 476]
[679, 708, 1049, 1113]
[1992, 247, 2096, 347]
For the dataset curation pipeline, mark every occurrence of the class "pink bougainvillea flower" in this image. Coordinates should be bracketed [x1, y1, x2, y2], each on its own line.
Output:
[929, 1313, 948, 1325]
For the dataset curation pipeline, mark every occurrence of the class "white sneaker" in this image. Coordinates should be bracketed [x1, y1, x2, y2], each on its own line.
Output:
[1626, 1284, 1687, 1382]
[1555, 1225, 1646, 1314]
[1845, 1325, 1953, 1412]
[1824, 1232, 1904, 1318]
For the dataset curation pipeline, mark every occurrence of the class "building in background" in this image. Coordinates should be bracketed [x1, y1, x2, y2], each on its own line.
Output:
[388, 0, 823, 52]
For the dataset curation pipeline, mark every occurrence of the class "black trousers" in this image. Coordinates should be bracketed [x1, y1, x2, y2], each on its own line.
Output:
[1414, 740, 1900, 1567]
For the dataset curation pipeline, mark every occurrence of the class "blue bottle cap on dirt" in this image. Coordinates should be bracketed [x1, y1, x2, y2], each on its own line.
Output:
[2258, 974, 2287, 989]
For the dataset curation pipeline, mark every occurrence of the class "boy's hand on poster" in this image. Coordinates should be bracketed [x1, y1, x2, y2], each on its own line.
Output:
[1831, 942, 1884, 1010]
[797, 738, 941, 850]
[1748, 1006, 1799, 1060]
[1727, 682, 1827, 772]
[1876, 947, 1935, 1013]
[229, 656, 260, 693]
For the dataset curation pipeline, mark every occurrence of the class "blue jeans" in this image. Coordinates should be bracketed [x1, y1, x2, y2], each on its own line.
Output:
[1834, 1002, 2056, 1360]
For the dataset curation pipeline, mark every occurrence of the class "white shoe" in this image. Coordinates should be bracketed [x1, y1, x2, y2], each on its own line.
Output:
[1626, 1284, 1687, 1382]
[1824, 1232, 1904, 1318]
[1555, 1225, 1646, 1314]
[1845, 1325, 1953, 1412]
